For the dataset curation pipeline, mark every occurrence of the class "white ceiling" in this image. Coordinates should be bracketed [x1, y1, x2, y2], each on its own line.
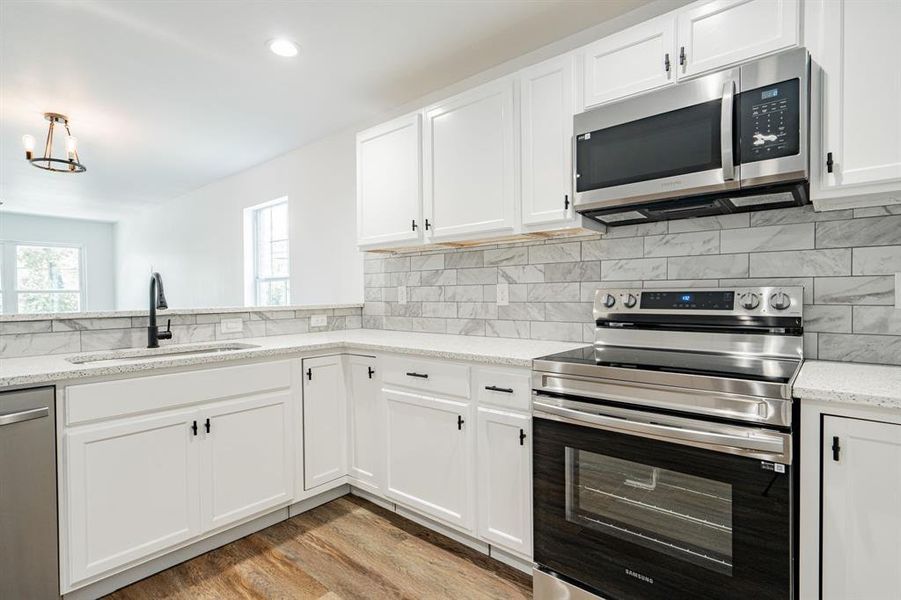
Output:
[0, 0, 649, 222]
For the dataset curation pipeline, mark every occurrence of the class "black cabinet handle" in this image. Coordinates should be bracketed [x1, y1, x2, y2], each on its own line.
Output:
[826, 152, 834, 173]
[368, 366, 375, 379]
[664, 52, 671, 73]
[412, 219, 418, 231]
[520, 428, 527, 446]
[204, 418, 211, 434]
[564, 194, 569, 210]
[425, 219, 431, 230]
[191, 420, 198, 436]
[485, 385, 514, 394]
[406, 372, 429, 379]
[457, 415, 465, 430]
[832, 436, 841, 461]
[679, 46, 686, 66]
[306, 368, 312, 381]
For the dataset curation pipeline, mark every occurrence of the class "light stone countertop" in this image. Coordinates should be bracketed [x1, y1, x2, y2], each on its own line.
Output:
[0, 329, 584, 388]
[0, 303, 364, 322]
[794, 360, 901, 410]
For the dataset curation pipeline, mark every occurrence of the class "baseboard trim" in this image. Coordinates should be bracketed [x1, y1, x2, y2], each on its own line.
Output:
[489, 545, 534, 575]
[289, 484, 350, 517]
[348, 485, 396, 512]
[394, 505, 490, 555]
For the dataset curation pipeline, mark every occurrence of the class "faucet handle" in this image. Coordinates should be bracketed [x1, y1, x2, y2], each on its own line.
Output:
[158, 319, 173, 340]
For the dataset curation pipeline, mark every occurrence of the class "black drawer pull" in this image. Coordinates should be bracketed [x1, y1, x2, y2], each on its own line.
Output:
[485, 385, 514, 394]
[458, 415, 465, 430]
[204, 418, 211, 434]
[191, 420, 198, 436]
[406, 372, 429, 379]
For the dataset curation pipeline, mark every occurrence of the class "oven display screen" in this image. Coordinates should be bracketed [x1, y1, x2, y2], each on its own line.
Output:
[641, 291, 734, 310]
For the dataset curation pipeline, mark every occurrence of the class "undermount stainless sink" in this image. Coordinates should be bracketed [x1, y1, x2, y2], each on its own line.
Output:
[66, 342, 260, 365]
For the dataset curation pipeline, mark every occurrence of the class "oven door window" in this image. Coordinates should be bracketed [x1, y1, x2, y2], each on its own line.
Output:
[575, 99, 722, 192]
[566, 448, 733, 575]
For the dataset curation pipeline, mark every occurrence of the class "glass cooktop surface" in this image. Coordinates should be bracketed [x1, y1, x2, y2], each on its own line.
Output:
[535, 345, 800, 384]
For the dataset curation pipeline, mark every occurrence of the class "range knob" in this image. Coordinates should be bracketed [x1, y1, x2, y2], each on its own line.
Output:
[770, 291, 792, 310]
[601, 293, 616, 308]
[623, 293, 638, 308]
[738, 292, 760, 310]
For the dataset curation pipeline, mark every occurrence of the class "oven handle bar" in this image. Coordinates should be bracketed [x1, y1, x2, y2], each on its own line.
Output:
[533, 397, 790, 462]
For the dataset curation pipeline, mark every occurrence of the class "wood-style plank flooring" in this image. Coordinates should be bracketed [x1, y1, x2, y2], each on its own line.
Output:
[106, 495, 532, 599]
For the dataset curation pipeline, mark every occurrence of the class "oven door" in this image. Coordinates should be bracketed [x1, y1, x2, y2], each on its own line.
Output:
[533, 395, 793, 600]
[573, 68, 740, 212]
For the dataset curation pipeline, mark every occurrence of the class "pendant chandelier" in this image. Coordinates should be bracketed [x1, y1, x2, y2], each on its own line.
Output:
[22, 112, 87, 173]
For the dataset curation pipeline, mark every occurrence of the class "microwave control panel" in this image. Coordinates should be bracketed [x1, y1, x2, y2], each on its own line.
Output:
[739, 78, 800, 164]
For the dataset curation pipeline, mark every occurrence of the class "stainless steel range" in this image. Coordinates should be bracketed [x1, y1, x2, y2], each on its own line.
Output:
[531, 286, 803, 600]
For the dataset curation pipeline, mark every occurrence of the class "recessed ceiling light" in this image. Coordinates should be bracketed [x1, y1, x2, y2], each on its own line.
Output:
[268, 38, 299, 58]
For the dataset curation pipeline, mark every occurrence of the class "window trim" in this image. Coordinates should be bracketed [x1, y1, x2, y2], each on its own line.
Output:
[243, 197, 290, 307]
[0, 239, 87, 315]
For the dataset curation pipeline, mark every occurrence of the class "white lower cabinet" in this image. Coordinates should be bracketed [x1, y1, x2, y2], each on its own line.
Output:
[302, 355, 348, 490]
[384, 388, 473, 531]
[476, 407, 532, 557]
[346, 355, 382, 493]
[821, 415, 901, 600]
[65, 409, 202, 582]
[201, 392, 294, 532]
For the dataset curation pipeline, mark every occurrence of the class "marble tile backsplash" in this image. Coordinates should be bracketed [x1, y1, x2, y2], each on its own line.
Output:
[0, 307, 362, 358]
[363, 204, 901, 366]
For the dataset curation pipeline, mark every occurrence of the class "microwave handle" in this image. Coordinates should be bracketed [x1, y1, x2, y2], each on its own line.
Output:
[720, 79, 736, 182]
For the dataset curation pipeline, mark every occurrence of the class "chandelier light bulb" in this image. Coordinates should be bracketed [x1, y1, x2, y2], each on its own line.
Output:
[66, 135, 78, 155]
[22, 134, 36, 159]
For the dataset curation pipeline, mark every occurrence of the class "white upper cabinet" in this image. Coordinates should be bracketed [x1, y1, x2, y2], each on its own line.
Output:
[302, 355, 348, 490]
[520, 54, 577, 228]
[346, 355, 383, 494]
[423, 78, 517, 241]
[356, 113, 422, 248]
[677, 0, 799, 78]
[200, 392, 294, 532]
[822, 416, 901, 600]
[582, 13, 676, 109]
[807, 0, 901, 208]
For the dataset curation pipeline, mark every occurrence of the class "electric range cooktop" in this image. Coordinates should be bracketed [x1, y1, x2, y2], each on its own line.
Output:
[536, 345, 800, 384]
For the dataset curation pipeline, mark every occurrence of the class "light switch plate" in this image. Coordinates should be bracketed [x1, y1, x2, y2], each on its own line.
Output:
[311, 314, 328, 327]
[496, 282, 509, 306]
[398, 285, 407, 305]
[220, 318, 243, 334]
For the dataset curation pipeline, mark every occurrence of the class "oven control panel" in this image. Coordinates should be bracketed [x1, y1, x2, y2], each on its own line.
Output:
[595, 287, 803, 317]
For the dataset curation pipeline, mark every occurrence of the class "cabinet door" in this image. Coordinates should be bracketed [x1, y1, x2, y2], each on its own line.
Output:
[65, 410, 201, 582]
[581, 13, 675, 108]
[356, 113, 423, 248]
[384, 389, 473, 530]
[423, 78, 517, 241]
[677, 0, 799, 78]
[476, 408, 532, 557]
[346, 355, 382, 493]
[822, 416, 901, 600]
[303, 355, 347, 490]
[809, 0, 901, 203]
[520, 54, 576, 228]
[200, 392, 293, 532]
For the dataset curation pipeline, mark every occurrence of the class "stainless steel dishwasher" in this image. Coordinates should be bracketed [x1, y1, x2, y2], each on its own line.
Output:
[0, 386, 59, 599]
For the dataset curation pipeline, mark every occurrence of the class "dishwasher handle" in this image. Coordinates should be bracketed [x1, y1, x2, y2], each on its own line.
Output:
[0, 406, 49, 427]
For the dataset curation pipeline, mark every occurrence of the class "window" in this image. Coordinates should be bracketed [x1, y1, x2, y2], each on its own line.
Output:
[0, 242, 84, 314]
[246, 198, 290, 306]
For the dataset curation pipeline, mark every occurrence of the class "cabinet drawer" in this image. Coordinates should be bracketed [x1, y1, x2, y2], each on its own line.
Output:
[382, 355, 470, 399]
[474, 367, 531, 412]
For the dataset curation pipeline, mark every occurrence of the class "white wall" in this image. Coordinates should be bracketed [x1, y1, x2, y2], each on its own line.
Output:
[115, 127, 363, 310]
[0, 212, 116, 311]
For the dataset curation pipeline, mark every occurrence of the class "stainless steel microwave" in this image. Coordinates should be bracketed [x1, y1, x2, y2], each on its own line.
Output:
[574, 47, 809, 227]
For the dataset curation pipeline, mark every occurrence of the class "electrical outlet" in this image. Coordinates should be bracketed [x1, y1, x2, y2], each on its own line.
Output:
[220, 318, 243, 334]
[497, 282, 509, 306]
[311, 314, 328, 327]
[398, 285, 407, 305]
